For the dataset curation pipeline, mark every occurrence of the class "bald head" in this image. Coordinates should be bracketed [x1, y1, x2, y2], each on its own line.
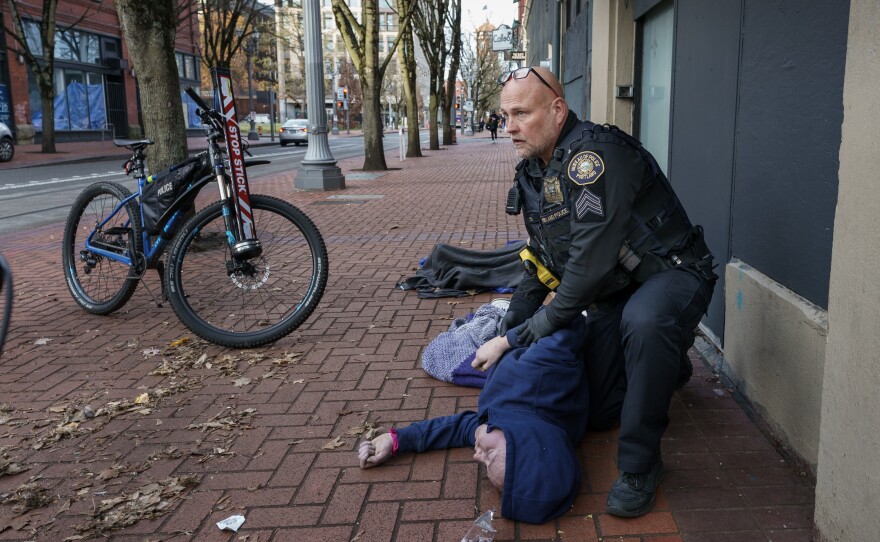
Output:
[500, 67, 569, 163]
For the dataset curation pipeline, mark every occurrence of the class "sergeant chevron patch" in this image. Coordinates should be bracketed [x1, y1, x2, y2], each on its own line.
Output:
[575, 187, 604, 221]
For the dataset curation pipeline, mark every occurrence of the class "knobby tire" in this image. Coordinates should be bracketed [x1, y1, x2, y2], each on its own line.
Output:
[165, 195, 328, 348]
[62, 181, 143, 315]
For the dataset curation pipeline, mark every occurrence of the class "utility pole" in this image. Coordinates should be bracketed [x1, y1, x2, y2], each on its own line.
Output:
[296, 0, 345, 190]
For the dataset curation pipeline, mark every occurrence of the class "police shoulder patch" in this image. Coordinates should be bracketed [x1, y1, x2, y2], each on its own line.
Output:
[567, 150, 605, 186]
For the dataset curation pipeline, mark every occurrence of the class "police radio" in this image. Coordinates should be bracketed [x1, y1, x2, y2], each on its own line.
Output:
[505, 184, 522, 215]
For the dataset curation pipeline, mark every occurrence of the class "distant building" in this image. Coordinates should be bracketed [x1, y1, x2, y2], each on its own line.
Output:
[0, 0, 200, 143]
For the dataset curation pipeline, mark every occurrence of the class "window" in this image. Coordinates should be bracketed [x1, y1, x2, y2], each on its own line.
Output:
[175, 52, 199, 81]
[24, 21, 103, 65]
[637, 0, 674, 174]
[24, 21, 42, 56]
[30, 67, 106, 131]
[324, 13, 333, 30]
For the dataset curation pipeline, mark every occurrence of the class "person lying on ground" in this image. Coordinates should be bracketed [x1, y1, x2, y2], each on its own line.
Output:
[357, 314, 589, 524]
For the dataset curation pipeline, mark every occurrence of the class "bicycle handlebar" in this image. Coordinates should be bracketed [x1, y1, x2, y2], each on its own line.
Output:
[185, 86, 209, 112]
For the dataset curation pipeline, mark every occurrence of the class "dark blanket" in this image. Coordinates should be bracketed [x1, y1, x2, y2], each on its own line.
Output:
[396, 241, 527, 298]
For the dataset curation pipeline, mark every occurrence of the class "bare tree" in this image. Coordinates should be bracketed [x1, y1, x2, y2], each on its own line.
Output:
[441, 0, 461, 145]
[282, 4, 307, 117]
[395, 0, 421, 157]
[461, 31, 503, 131]
[199, 0, 269, 69]
[3, 0, 102, 153]
[411, 0, 450, 150]
[116, 0, 187, 172]
[331, 0, 413, 171]
[338, 57, 362, 125]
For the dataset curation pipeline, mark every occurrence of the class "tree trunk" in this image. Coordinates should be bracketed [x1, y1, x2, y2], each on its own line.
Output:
[116, 0, 188, 171]
[361, 77, 387, 170]
[441, 87, 453, 145]
[427, 89, 439, 150]
[442, 0, 461, 146]
[38, 77, 56, 153]
[397, 0, 422, 157]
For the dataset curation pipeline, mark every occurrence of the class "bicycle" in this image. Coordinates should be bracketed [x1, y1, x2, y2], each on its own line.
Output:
[61, 86, 328, 348]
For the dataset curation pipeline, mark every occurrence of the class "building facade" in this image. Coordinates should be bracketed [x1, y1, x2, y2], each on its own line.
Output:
[273, 0, 403, 125]
[1, 0, 200, 143]
[521, 0, 879, 538]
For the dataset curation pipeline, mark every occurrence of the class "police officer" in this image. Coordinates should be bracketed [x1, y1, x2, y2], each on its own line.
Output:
[497, 66, 717, 518]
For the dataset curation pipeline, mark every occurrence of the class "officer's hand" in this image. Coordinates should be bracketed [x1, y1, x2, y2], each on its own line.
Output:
[515, 311, 557, 345]
[499, 310, 526, 336]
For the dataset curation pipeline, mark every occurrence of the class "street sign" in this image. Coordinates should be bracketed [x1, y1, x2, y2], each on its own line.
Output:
[336, 88, 344, 101]
[492, 25, 513, 52]
[464, 100, 474, 112]
[510, 51, 526, 61]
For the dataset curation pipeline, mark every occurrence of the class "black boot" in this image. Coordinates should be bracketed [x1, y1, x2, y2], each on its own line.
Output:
[606, 460, 664, 518]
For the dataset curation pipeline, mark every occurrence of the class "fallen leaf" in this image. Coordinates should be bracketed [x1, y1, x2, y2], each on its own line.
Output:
[291, 379, 304, 384]
[322, 436, 345, 450]
[142, 348, 161, 357]
[97, 466, 124, 482]
[350, 530, 365, 542]
[232, 377, 252, 387]
[34, 337, 52, 346]
[134, 393, 150, 404]
[4, 482, 54, 513]
[169, 337, 190, 348]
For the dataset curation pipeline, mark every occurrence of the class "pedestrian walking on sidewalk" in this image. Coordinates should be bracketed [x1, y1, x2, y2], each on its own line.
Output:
[496, 66, 717, 518]
[487, 111, 499, 142]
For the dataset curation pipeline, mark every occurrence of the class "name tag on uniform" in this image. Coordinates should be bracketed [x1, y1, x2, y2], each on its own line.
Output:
[541, 206, 570, 224]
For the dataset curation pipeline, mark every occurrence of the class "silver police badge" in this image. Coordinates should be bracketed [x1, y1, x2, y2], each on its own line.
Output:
[568, 151, 605, 186]
[543, 177, 564, 204]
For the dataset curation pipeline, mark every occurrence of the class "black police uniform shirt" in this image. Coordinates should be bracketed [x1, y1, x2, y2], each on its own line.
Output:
[513, 111, 658, 329]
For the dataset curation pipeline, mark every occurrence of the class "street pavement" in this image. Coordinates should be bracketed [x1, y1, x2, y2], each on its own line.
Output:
[0, 132, 814, 541]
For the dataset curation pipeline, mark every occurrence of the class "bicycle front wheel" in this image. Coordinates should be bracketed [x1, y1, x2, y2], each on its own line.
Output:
[165, 195, 328, 348]
[62, 181, 143, 315]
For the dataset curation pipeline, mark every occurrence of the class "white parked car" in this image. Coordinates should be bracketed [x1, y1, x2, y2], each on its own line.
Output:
[279, 119, 309, 146]
[0, 122, 14, 162]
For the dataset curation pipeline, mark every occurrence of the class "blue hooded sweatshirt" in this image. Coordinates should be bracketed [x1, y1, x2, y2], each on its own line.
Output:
[396, 316, 589, 524]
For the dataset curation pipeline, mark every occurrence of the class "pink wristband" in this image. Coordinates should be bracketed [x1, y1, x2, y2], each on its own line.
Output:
[389, 427, 399, 455]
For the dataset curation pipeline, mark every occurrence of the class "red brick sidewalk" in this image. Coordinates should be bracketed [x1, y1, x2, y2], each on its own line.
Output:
[0, 137, 813, 541]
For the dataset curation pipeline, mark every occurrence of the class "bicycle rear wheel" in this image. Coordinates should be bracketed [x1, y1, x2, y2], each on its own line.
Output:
[62, 181, 143, 314]
[165, 194, 328, 348]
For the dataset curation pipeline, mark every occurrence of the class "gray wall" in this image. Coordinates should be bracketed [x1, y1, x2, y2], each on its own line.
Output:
[730, 0, 848, 309]
[562, 7, 590, 119]
[668, 0, 742, 338]
[525, 0, 557, 68]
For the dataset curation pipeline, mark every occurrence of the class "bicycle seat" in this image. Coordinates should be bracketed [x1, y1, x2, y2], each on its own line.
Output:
[114, 138, 154, 149]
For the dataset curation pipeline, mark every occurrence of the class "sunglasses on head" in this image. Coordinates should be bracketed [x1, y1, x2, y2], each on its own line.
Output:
[497, 67, 560, 98]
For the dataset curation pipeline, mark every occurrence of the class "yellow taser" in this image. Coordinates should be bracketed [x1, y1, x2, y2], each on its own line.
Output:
[519, 247, 560, 290]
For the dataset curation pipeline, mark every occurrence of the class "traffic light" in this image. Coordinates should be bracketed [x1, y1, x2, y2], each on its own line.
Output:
[337, 100, 344, 109]
[342, 87, 348, 100]
[455, 99, 460, 110]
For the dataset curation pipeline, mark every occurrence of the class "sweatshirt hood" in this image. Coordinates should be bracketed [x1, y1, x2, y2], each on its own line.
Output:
[497, 415, 581, 524]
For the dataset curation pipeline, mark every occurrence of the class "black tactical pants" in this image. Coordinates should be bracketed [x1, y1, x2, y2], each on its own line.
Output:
[581, 264, 716, 473]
